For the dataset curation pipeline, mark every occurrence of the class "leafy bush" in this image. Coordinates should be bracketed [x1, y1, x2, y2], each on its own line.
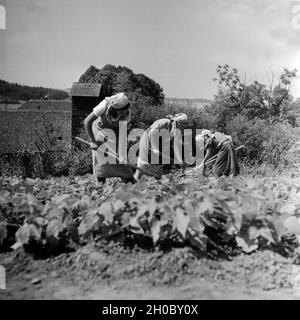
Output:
[225, 114, 294, 166]
[68, 147, 93, 176]
[212, 65, 297, 123]
[0, 147, 93, 179]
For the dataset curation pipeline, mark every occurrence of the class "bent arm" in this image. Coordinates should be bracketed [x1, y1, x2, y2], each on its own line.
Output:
[203, 147, 213, 164]
[84, 112, 97, 143]
[84, 99, 107, 143]
[199, 147, 213, 167]
[150, 130, 160, 154]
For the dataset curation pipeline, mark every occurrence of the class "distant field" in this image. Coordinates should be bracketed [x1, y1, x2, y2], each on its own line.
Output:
[166, 97, 213, 109]
[0, 104, 22, 111]
[0, 110, 71, 153]
[0, 98, 209, 155]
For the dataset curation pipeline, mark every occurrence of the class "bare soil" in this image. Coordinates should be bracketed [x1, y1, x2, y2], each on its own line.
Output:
[1, 241, 300, 300]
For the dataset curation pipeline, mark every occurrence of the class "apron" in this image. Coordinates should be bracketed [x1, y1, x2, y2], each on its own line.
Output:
[92, 110, 133, 179]
[205, 133, 239, 177]
[136, 118, 173, 178]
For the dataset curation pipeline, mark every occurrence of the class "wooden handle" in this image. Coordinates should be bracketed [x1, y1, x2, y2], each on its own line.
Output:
[75, 136, 160, 179]
[75, 136, 125, 162]
[75, 136, 90, 146]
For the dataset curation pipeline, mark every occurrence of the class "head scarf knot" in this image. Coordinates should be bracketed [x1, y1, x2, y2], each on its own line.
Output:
[165, 113, 188, 136]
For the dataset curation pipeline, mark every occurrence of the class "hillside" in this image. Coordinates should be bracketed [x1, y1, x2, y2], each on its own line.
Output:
[0, 79, 69, 102]
[166, 97, 213, 109]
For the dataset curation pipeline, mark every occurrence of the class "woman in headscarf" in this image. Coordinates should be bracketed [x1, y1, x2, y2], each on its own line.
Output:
[134, 113, 188, 180]
[84, 92, 135, 184]
[196, 129, 239, 177]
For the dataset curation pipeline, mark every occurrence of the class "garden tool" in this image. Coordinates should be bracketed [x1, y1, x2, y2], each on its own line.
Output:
[75, 136, 161, 179]
[179, 145, 245, 177]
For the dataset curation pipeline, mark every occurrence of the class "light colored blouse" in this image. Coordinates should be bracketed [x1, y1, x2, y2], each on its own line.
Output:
[92, 99, 132, 131]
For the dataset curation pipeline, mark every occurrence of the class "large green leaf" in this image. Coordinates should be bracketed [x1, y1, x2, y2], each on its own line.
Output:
[280, 203, 297, 215]
[13, 223, 41, 248]
[115, 190, 131, 202]
[271, 216, 287, 239]
[196, 197, 215, 215]
[238, 194, 262, 218]
[46, 219, 65, 240]
[137, 198, 157, 220]
[42, 203, 63, 219]
[112, 199, 125, 213]
[236, 236, 258, 253]
[187, 228, 207, 251]
[151, 219, 164, 244]
[185, 200, 205, 233]
[283, 216, 300, 235]
[34, 217, 48, 227]
[98, 202, 114, 223]
[160, 203, 174, 220]
[51, 194, 70, 205]
[24, 194, 42, 214]
[259, 227, 275, 244]
[173, 208, 190, 238]
[78, 209, 102, 236]
[128, 217, 144, 235]
[248, 226, 260, 240]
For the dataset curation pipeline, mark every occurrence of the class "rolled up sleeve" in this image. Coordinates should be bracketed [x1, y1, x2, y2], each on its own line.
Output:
[93, 99, 107, 118]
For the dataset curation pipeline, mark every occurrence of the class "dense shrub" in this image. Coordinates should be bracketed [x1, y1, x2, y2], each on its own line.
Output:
[0, 147, 93, 178]
[225, 114, 295, 166]
[68, 147, 93, 176]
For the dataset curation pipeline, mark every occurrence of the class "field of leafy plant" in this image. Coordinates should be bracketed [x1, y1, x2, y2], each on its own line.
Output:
[1, 167, 300, 260]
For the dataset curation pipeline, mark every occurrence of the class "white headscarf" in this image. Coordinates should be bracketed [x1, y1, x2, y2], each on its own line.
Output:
[199, 129, 213, 140]
[106, 93, 129, 111]
[174, 113, 188, 123]
[105, 92, 130, 123]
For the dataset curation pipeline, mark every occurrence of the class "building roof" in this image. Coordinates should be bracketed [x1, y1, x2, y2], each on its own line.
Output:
[19, 100, 72, 111]
[70, 82, 102, 97]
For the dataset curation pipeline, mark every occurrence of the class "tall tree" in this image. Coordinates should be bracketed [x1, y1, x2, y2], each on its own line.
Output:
[79, 64, 165, 105]
[212, 65, 298, 124]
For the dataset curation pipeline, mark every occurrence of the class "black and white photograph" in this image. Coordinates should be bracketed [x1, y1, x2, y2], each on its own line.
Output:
[1, 0, 300, 301]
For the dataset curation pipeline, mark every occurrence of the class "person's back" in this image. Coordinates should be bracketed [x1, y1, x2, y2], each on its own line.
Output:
[213, 131, 232, 147]
[84, 92, 134, 183]
[134, 113, 188, 180]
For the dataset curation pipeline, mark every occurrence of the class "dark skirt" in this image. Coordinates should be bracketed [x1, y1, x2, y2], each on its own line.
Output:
[213, 142, 240, 177]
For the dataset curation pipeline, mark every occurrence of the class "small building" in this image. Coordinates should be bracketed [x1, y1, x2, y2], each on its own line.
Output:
[69, 82, 102, 137]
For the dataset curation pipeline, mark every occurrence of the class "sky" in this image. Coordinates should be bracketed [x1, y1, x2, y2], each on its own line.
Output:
[0, 0, 300, 99]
